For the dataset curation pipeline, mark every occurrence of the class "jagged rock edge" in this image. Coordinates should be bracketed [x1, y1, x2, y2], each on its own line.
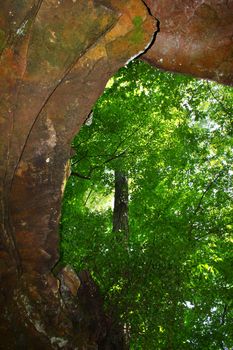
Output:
[125, 0, 160, 65]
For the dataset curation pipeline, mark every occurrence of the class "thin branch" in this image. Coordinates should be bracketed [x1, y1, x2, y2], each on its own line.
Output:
[70, 171, 91, 180]
[84, 188, 93, 206]
[188, 167, 227, 237]
[192, 168, 225, 217]
[207, 83, 233, 118]
[71, 149, 128, 180]
[71, 152, 89, 166]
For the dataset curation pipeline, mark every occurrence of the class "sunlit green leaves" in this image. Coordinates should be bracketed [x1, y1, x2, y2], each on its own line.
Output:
[60, 60, 233, 349]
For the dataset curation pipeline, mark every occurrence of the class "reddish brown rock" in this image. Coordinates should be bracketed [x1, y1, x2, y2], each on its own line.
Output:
[0, 0, 233, 348]
[58, 265, 81, 297]
[0, 0, 156, 348]
[143, 0, 233, 85]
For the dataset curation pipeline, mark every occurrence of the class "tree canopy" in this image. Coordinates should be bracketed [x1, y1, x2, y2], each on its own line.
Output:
[60, 60, 233, 349]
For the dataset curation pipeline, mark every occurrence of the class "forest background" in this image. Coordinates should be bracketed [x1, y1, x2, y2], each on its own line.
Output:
[60, 60, 233, 349]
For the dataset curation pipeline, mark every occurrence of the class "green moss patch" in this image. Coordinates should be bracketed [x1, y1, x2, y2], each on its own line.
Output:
[0, 29, 6, 51]
[130, 16, 144, 44]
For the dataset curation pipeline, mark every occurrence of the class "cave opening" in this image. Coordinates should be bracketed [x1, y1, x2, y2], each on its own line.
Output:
[59, 59, 233, 349]
[1, 1, 233, 348]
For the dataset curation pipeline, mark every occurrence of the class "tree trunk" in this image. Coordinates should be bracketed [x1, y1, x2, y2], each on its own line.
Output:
[112, 170, 130, 349]
[113, 170, 129, 238]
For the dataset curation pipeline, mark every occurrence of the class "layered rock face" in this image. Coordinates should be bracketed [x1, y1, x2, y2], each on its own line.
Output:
[0, 1, 232, 349]
[0, 1, 156, 348]
[143, 0, 233, 85]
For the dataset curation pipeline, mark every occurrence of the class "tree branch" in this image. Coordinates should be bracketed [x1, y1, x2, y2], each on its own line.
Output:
[70, 171, 91, 180]
[193, 168, 225, 217]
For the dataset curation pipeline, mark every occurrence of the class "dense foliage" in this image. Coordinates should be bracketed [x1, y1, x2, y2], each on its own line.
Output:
[60, 61, 233, 349]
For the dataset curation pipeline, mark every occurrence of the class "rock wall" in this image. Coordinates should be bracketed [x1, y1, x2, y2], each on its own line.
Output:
[0, 1, 156, 348]
[142, 0, 233, 85]
[0, 0, 232, 348]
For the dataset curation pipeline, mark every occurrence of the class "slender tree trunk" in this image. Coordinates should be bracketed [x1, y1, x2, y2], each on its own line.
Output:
[113, 170, 130, 349]
[113, 170, 129, 238]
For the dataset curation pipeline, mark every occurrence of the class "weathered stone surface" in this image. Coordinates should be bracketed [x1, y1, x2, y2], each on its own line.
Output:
[0, 0, 156, 348]
[142, 0, 233, 85]
[1, 0, 233, 348]
[58, 265, 81, 297]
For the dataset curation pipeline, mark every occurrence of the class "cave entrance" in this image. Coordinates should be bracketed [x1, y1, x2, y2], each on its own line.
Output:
[59, 59, 233, 349]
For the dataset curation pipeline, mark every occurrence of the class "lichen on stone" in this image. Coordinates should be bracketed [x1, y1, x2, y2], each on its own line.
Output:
[0, 29, 6, 51]
[130, 15, 144, 44]
[16, 20, 29, 36]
